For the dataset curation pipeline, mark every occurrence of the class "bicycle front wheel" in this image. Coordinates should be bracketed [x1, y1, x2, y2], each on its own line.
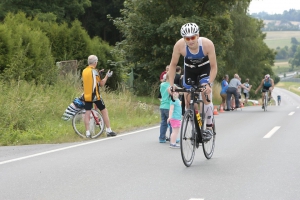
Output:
[202, 118, 216, 159]
[72, 109, 105, 138]
[264, 95, 267, 111]
[180, 110, 196, 167]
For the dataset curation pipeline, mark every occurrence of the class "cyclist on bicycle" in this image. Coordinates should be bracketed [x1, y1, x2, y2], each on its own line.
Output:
[168, 22, 217, 133]
[277, 95, 281, 105]
[82, 55, 117, 138]
[255, 74, 274, 109]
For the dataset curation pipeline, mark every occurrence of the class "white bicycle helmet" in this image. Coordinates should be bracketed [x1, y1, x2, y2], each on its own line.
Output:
[180, 23, 199, 37]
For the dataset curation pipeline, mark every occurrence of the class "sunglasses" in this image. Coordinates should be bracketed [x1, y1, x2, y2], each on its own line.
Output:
[184, 35, 197, 41]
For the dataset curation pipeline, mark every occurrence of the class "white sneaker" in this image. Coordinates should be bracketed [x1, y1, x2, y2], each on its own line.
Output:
[169, 143, 180, 149]
[86, 131, 91, 138]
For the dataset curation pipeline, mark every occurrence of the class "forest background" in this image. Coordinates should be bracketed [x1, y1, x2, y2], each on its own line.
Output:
[0, 0, 300, 145]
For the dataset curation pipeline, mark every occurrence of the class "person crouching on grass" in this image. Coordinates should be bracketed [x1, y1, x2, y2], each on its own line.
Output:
[167, 92, 182, 149]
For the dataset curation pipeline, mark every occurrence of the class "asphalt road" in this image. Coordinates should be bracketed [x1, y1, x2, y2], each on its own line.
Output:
[0, 87, 300, 200]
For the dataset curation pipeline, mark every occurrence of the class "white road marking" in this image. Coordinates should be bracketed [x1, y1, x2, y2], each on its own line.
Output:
[264, 126, 280, 138]
[288, 112, 295, 116]
[0, 126, 160, 165]
[189, 199, 204, 200]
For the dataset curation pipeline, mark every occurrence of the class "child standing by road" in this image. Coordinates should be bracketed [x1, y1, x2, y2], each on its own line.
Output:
[159, 73, 172, 143]
[167, 92, 182, 148]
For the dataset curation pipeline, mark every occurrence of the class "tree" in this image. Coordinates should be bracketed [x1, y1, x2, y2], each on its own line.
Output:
[276, 48, 289, 60]
[79, 0, 124, 45]
[0, 12, 122, 88]
[222, 1, 275, 97]
[0, 0, 91, 23]
[291, 37, 299, 45]
[113, 0, 238, 93]
[0, 13, 56, 85]
[290, 46, 300, 67]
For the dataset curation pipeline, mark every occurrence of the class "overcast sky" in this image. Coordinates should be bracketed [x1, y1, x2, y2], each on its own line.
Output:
[248, 0, 300, 14]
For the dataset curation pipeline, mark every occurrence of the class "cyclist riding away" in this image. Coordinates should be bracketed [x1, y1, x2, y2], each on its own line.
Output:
[277, 95, 281, 106]
[82, 55, 117, 138]
[168, 22, 217, 134]
[255, 74, 274, 109]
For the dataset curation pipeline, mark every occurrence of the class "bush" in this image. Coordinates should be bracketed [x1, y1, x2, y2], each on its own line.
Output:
[0, 12, 57, 85]
[0, 12, 123, 89]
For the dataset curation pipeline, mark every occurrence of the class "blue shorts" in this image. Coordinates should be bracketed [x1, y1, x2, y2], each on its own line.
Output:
[183, 76, 209, 89]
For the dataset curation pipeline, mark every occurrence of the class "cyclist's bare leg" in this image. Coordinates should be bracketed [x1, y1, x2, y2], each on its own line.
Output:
[84, 110, 92, 131]
[201, 91, 213, 128]
[262, 92, 265, 105]
[100, 108, 111, 130]
[184, 92, 202, 111]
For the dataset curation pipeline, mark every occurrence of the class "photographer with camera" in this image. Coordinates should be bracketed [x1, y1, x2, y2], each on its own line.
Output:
[82, 55, 116, 138]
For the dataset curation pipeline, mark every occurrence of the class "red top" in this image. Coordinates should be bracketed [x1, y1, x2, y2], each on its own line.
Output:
[160, 71, 167, 81]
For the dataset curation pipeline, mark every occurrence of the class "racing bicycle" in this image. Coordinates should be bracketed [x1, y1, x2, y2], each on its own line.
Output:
[262, 89, 270, 112]
[72, 105, 105, 138]
[173, 78, 216, 167]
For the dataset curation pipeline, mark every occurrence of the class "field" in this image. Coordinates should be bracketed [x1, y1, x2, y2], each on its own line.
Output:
[263, 31, 300, 75]
[264, 31, 300, 49]
[272, 60, 291, 75]
[276, 82, 300, 96]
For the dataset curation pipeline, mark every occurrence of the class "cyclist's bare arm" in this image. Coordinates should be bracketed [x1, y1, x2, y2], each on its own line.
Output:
[169, 39, 184, 89]
[202, 38, 217, 85]
[99, 74, 109, 87]
[255, 79, 264, 94]
[269, 79, 275, 91]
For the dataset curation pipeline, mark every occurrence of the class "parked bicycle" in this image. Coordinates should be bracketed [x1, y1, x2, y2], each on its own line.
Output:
[172, 78, 216, 167]
[72, 105, 105, 139]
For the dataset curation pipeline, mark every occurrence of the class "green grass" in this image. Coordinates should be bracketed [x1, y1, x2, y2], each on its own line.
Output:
[264, 31, 300, 49]
[0, 77, 161, 146]
[276, 82, 300, 96]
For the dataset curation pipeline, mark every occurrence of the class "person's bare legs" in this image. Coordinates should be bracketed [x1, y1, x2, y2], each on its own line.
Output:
[231, 95, 235, 109]
[262, 92, 266, 107]
[100, 108, 111, 128]
[170, 127, 179, 144]
[184, 92, 201, 111]
[84, 110, 92, 137]
[201, 91, 213, 127]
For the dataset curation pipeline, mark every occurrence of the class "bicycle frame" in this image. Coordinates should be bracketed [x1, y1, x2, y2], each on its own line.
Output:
[262, 90, 269, 111]
[91, 110, 100, 125]
[175, 84, 208, 144]
[174, 78, 216, 166]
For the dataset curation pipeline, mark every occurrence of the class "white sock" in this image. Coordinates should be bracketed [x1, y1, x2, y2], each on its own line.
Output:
[106, 127, 112, 133]
[86, 130, 90, 135]
[204, 103, 213, 125]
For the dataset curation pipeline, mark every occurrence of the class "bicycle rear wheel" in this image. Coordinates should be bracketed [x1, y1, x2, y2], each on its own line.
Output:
[180, 110, 196, 167]
[264, 94, 267, 111]
[72, 109, 105, 138]
[202, 118, 216, 159]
